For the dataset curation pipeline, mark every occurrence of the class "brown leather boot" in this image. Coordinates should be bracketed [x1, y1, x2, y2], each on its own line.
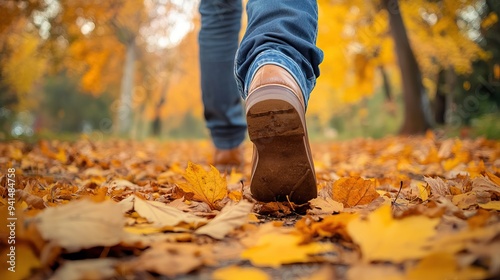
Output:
[246, 64, 317, 204]
[213, 146, 244, 173]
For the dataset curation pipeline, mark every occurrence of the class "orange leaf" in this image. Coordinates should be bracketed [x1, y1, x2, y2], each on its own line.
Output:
[332, 177, 380, 207]
[310, 212, 358, 240]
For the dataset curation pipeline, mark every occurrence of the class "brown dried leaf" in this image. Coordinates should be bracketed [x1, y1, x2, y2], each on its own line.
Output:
[195, 200, 254, 239]
[332, 177, 380, 207]
[424, 176, 451, 197]
[122, 242, 215, 277]
[255, 201, 292, 216]
[33, 199, 125, 252]
[309, 212, 358, 240]
[125, 195, 207, 228]
[451, 192, 478, 210]
[308, 197, 344, 215]
[472, 176, 500, 195]
[16, 189, 45, 209]
[51, 259, 118, 280]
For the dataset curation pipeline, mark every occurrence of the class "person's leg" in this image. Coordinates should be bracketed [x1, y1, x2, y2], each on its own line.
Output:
[235, 0, 323, 203]
[199, 0, 246, 170]
[235, 0, 323, 103]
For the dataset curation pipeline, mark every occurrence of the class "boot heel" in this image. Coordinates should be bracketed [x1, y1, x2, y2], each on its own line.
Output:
[245, 85, 317, 204]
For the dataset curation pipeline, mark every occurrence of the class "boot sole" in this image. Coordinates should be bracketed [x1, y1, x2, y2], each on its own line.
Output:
[246, 85, 317, 204]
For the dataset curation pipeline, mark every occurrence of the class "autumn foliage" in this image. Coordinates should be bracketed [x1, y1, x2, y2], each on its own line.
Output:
[1, 0, 498, 138]
[1, 134, 500, 279]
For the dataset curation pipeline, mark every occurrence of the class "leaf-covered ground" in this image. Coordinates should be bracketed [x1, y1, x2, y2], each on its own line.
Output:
[1, 133, 500, 280]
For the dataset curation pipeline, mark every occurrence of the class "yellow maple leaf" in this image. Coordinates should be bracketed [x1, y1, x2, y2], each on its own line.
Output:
[180, 162, 227, 210]
[212, 266, 270, 280]
[241, 232, 334, 267]
[406, 252, 487, 280]
[347, 205, 439, 263]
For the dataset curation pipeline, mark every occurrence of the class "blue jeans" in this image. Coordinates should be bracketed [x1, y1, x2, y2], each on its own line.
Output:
[199, 0, 323, 148]
[199, 0, 246, 150]
[235, 0, 323, 107]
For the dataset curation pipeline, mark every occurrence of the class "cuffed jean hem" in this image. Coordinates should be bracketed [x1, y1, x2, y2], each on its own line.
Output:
[236, 49, 315, 109]
[210, 130, 246, 150]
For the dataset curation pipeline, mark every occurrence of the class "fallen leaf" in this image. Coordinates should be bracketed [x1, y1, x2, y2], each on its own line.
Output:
[118, 194, 135, 213]
[416, 182, 429, 201]
[212, 265, 270, 280]
[124, 224, 189, 235]
[228, 190, 243, 202]
[308, 265, 336, 280]
[108, 179, 140, 190]
[122, 242, 215, 277]
[121, 232, 192, 248]
[347, 264, 405, 280]
[305, 213, 358, 241]
[166, 197, 191, 211]
[472, 176, 500, 195]
[0, 243, 40, 280]
[180, 162, 227, 209]
[427, 224, 500, 254]
[347, 205, 439, 262]
[54, 148, 68, 163]
[33, 199, 125, 252]
[468, 242, 500, 275]
[131, 195, 207, 228]
[241, 232, 334, 267]
[255, 201, 292, 216]
[308, 197, 344, 215]
[248, 213, 259, 223]
[478, 201, 500, 211]
[332, 177, 380, 207]
[424, 177, 451, 197]
[467, 208, 492, 229]
[51, 259, 118, 280]
[195, 200, 254, 239]
[486, 172, 500, 187]
[227, 169, 244, 186]
[451, 192, 478, 209]
[16, 189, 45, 209]
[406, 252, 487, 280]
[239, 221, 291, 248]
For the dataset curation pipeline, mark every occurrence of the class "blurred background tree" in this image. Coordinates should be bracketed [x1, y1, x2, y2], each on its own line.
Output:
[0, 0, 498, 140]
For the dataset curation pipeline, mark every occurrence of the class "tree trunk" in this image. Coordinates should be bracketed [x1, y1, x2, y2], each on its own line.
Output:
[151, 80, 168, 136]
[382, 0, 433, 134]
[379, 65, 393, 102]
[116, 39, 136, 135]
[434, 69, 446, 125]
[151, 97, 164, 137]
[444, 68, 457, 125]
